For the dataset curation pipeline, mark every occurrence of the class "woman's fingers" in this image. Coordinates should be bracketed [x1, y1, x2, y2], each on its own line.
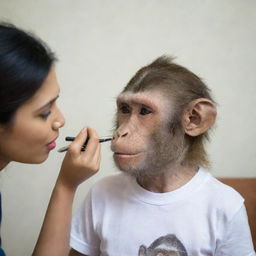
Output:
[89, 141, 101, 171]
[81, 127, 100, 158]
[67, 127, 88, 155]
[67, 127, 101, 174]
[68, 127, 100, 158]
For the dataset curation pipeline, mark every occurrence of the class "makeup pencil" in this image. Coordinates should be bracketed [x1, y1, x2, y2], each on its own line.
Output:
[57, 136, 113, 153]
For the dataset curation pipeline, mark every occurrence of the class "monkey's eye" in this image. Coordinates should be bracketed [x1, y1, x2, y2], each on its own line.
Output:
[119, 104, 130, 114]
[140, 107, 152, 115]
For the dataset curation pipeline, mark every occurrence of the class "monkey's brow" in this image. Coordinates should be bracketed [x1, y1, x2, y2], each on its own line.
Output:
[117, 98, 156, 108]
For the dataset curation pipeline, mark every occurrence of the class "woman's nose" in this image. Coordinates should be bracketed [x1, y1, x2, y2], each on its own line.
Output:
[52, 108, 65, 130]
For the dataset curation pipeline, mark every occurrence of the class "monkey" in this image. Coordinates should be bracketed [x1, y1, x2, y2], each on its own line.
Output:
[138, 234, 188, 256]
[69, 56, 254, 255]
[111, 55, 216, 182]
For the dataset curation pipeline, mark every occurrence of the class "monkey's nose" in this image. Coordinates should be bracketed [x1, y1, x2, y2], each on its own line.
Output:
[115, 130, 128, 138]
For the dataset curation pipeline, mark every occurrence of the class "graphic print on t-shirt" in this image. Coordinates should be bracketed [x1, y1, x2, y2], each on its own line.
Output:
[138, 234, 187, 256]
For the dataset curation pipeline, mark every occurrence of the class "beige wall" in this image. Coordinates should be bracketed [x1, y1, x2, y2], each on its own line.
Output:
[0, 0, 255, 255]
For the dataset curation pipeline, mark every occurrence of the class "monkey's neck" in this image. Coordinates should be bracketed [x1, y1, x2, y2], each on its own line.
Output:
[137, 165, 199, 193]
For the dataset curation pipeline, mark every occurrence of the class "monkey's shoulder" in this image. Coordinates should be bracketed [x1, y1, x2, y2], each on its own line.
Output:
[201, 174, 244, 218]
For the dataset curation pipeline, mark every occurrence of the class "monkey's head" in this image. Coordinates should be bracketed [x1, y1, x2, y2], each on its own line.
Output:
[111, 56, 216, 179]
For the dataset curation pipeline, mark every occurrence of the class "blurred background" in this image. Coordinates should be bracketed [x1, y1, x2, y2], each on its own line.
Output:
[0, 0, 255, 255]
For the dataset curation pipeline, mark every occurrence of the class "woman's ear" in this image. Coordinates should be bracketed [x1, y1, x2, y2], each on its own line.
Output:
[183, 98, 217, 136]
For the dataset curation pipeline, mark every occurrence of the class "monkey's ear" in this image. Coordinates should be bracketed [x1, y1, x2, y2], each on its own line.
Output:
[138, 245, 147, 256]
[183, 98, 216, 136]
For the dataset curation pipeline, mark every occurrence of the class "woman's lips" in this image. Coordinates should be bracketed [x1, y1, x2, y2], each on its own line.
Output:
[47, 140, 56, 150]
[47, 137, 58, 150]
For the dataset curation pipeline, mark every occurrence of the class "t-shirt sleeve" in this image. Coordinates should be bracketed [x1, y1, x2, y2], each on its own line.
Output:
[216, 204, 255, 256]
[70, 190, 100, 256]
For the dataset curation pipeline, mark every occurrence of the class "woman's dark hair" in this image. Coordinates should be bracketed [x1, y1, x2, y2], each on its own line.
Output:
[0, 22, 56, 124]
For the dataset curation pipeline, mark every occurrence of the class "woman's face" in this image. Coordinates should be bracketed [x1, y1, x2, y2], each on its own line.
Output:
[0, 68, 65, 165]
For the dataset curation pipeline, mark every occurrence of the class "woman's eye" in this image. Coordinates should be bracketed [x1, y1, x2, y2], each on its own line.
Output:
[140, 107, 152, 115]
[39, 111, 51, 119]
[120, 105, 130, 114]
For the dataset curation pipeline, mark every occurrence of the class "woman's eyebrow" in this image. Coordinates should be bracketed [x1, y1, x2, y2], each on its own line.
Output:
[35, 95, 59, 112]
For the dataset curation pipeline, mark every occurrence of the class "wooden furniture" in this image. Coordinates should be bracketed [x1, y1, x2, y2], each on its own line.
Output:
[218, 177, 256, 249]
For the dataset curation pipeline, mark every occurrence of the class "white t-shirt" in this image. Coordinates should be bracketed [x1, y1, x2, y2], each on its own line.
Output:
[70, 169, 255, 256]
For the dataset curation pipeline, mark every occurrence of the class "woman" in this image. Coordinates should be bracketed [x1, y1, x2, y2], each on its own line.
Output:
[0, 23, 101, 256]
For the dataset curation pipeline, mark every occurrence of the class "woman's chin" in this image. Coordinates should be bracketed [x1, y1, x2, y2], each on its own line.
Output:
[17, 152, 50, 164]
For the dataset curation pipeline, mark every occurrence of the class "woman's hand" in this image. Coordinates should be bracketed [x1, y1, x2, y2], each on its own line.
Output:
[57, 127, 101, 191]
[33, 127, 100, 256]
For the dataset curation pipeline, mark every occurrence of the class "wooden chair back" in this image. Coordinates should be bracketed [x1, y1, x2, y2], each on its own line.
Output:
[218, 177, 256, 249]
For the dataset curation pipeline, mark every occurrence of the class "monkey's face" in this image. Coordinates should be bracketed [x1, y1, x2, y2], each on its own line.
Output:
[111, 90, 178, 177]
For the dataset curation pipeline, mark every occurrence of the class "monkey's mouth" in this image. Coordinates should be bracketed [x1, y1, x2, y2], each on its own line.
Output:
[114, 152, 142, 158]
